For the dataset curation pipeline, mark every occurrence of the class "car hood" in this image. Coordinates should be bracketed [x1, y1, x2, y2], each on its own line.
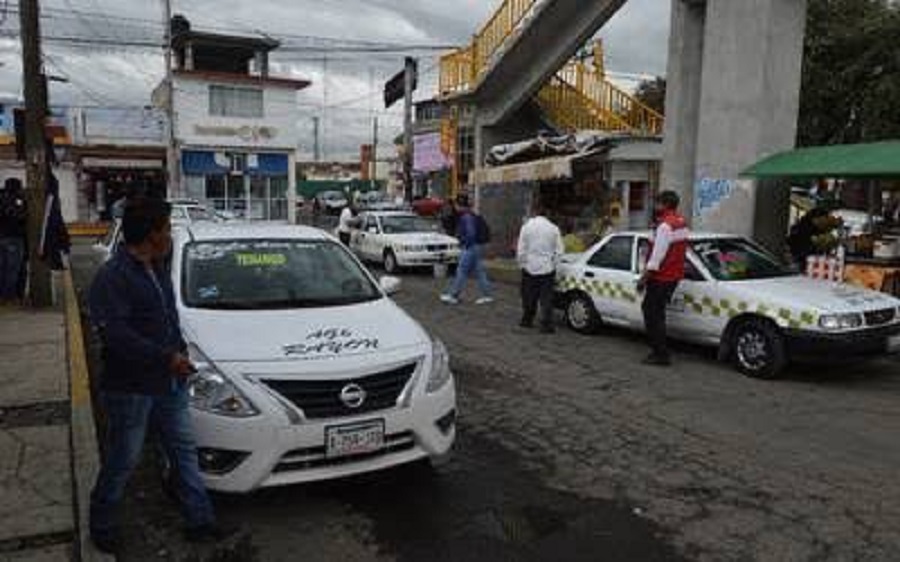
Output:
[383, 232, 458, 246]
[180, 297, 430, 363]
[728, 276, 900, 314]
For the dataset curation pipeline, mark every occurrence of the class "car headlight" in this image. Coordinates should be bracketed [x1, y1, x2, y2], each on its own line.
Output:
[187, 344, 259, 417]
[426, 338, 452, 393]
[403, 244, 426, 252]
[818, 313, 864, 331]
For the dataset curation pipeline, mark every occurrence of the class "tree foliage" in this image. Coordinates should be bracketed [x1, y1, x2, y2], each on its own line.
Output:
[634, 76, 666, 115]
[798, 0, 900, 146]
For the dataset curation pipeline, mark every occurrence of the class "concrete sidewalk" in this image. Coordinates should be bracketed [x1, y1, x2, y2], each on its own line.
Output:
[0, 304, 73, 561]
[0, 272, 111, 562]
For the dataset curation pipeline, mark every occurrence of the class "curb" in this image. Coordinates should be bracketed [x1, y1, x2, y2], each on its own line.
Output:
[63, 270, 114, 562]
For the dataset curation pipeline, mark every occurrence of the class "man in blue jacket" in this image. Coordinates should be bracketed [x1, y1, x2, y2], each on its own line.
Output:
[440, 194, 493, 305]
[88, 197, 231, 554]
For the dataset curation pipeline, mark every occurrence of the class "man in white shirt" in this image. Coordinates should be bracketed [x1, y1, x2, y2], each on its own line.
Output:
[337, 204, 358, 246]
[516, 201, 564, 333]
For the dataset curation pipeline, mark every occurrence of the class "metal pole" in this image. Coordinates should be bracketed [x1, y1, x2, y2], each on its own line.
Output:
[371, 116, 378, 191]
[162, 0, 179, 198]
[403, 57, 415, 203]
[312, 116, 320, 162]
[19, 0, 52, 307]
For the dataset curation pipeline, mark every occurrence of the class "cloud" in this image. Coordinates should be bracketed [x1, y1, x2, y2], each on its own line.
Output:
[5, 0, 670, 158]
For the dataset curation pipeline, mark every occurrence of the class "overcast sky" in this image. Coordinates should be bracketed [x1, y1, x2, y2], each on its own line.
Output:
[0, 0, 671, 159]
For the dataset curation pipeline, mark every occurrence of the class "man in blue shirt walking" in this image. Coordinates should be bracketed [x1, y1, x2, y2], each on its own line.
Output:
[441, 194, 493, 305]
[88, 198, 232, 554]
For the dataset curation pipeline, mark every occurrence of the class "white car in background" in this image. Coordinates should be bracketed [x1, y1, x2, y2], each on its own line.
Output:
[555, 231, 900, 379]
[348, 211, 460, 273]
[172, 223, 456, 492]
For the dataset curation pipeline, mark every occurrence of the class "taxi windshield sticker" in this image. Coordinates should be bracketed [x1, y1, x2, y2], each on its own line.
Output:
[235, 253, 288, 267]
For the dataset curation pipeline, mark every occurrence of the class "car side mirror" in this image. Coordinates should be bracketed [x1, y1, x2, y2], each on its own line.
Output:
[380, 276, 401, 295]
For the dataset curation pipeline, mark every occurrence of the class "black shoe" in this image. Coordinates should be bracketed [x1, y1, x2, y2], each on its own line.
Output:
[642, 353, 671, 366]
[539, 325, 556, 334]
[91, 532, 120, 555]
[184, 522, 239, 543]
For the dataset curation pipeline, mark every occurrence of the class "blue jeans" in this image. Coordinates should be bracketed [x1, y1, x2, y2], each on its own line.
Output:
[0, 237, 24, 299]
[90, 388, 215, 539]
[447, 245, 492, 299]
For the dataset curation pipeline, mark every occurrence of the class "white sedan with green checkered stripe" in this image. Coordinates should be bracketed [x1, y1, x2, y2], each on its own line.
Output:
[555, 232, 900, 379]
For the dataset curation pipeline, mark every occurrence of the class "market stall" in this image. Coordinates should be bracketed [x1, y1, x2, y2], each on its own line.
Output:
[742, 141, 900, 296]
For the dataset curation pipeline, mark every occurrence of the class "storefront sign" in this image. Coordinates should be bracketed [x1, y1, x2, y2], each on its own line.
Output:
[194, 125, 278, 141]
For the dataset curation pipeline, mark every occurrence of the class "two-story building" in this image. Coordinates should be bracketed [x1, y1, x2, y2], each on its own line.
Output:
[154, 17, 311, 222]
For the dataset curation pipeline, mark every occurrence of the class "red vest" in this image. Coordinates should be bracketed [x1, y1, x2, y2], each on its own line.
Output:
[650, 211, 688, 282]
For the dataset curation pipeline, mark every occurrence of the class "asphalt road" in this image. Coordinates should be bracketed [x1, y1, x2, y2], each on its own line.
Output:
[71, 239, 900, 561]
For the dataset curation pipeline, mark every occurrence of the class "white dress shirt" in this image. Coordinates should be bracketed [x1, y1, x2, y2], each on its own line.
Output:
[517, 215, 564, 275]
[338, 207, 354, 234]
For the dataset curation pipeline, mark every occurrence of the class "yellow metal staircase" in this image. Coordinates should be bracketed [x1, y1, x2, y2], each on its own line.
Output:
[438, 0, 664, 136]
[536, 43, 664, 135]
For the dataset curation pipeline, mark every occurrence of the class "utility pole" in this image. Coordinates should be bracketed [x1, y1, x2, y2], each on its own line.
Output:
[371, 116, 378, 191]
[312, 116, 320, 162]
[19, 0, 52, 307]
[403, 57, 416, 203]
[162, 0, 179, 198]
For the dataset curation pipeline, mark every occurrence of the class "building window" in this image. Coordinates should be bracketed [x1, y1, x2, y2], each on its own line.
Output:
[209, 85, 264, 118]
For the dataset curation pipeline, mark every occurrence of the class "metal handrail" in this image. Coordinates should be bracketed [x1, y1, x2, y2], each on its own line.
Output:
[440, 0, 542, 96]
[540, 60, 664, 134]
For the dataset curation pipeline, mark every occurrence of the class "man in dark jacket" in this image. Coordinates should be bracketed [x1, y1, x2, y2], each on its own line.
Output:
[440, 194, 493, 304]
[88, 198, 231, 554]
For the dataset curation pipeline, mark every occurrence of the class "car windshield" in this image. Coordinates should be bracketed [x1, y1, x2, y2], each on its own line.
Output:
[691, 238, 794, 281]
[380, 215, 440, 234]
[182, 239, 382, 309]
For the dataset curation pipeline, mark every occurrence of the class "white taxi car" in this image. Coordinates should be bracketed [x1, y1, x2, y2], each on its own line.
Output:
[556, 232, 900, 379]
[348, 211, 460, 273]
[172, 223, 456, 491]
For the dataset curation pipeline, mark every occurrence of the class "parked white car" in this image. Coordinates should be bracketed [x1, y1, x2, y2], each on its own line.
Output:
[349, 211, 460, 273]
[555, 231, 900, 379]
[171, 223, 456, 491]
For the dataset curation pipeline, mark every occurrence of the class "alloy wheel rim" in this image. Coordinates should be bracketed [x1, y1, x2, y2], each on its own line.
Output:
[736, 330, 769, 371]
[568, 299, 589, 329]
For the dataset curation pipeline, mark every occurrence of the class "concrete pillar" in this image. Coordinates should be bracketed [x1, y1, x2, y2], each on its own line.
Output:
[661, 0, 707, 214]
[662, 0, 807, 243]
[287, 152, 297, 224]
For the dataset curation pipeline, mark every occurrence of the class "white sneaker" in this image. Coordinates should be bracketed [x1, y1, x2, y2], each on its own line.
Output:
[475, 296, 494, 305]
[440, 294, 460, 305]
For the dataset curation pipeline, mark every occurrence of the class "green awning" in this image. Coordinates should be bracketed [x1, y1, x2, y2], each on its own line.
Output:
[741, 141, 900, 179]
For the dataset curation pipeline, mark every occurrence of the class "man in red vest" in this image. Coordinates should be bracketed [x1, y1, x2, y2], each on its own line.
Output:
[637, 190, 689, 366]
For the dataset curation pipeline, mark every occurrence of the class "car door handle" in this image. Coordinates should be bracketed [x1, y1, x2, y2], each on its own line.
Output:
[584, 271, 595, 278]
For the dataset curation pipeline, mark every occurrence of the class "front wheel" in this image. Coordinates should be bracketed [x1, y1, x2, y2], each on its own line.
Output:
[565, 292, 601, 334]
[730, 318, 787, 379]
[383, 250, 399, 274]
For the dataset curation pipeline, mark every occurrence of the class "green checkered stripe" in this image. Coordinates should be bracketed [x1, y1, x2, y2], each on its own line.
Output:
[557, 276, 638, 303]
[681, 294, 817, 329]
[558, 275, 817, 329]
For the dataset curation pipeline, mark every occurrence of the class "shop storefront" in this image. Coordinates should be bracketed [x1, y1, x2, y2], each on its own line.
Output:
[472, 138, 662, 257]
[743, 141, 900, 297]
[182, 150, 290, 220]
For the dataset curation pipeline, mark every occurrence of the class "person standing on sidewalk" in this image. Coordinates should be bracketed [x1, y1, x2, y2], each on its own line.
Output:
[636, 190, 689, 366]
[337, 203, 359, 246]
[0, 178, 26, 304]
[516, 200, 564, 333]
[88, 198, 232, 554]
[441, 194, 493, 305]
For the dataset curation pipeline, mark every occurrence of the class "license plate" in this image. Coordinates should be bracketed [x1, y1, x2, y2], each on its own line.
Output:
[888, 335, 900, 353]
[325, 420, 384, 458]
